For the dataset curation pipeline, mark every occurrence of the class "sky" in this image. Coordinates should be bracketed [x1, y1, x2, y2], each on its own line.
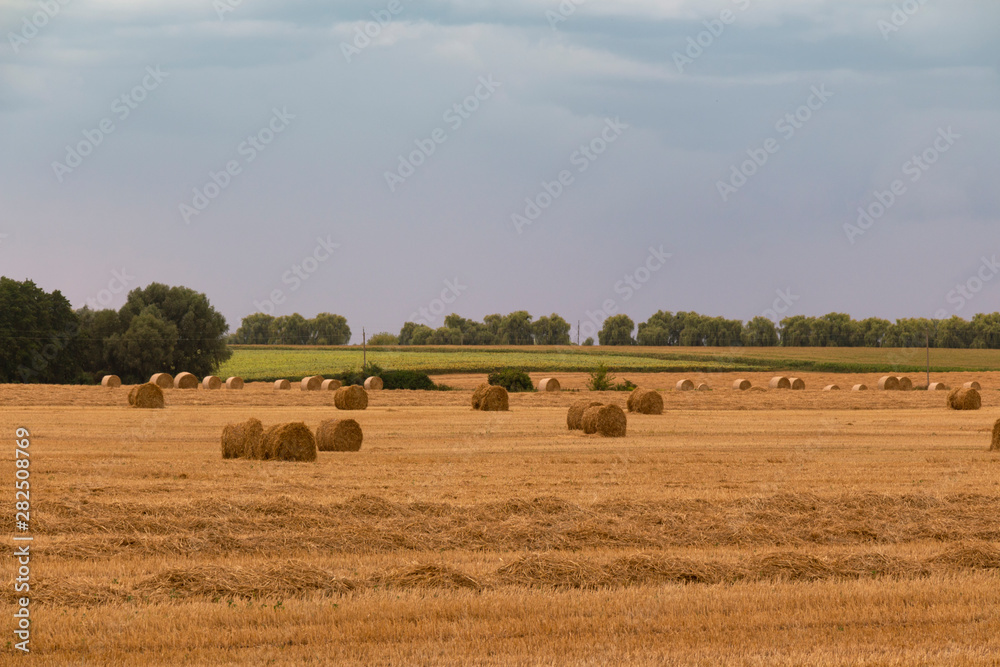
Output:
[1, 0, 998, 343]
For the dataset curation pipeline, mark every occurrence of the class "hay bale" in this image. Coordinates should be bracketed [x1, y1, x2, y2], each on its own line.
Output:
[478, 386, 509, 412]
[101, 375, 121, 388]
[823, 385, 840, 391]
[947, 387, 981, 411]
[262, 422, 317, 462]
[301, 376, 323, 391]
[629, 388, 663, 415]
[149, 373, 173, 389]
[225, 377, 244, 390]
[964, 381, 982, 391]
[991, 419, 1000, 451]
[878, 376, 900, 391]
[321, 379, 342, 391]
[732, 379, 751, 391]
[127, 383, 164, 409]
[581, 404, 627, 437]
[769, 377, 791, 390]
[202, 376, 222, 390]
[220, 418, 263, 459]
[896, 376, 913, 391]
[364, 376, 384, 391]
[538, 378, 561, 392]
[316, 419, 363, 452]
[697, 383, 710, 391]
[274, 379, 291, 390]
[852, 384, 868, 391]
[471, 383, 490, 410]
[790, 378, 805, 391]
[174, 372, 198, 389]
[567, 400, 604, 430]
[675, 379, 695, 392]
[334, 385, 369, 410]
[928, 382, 949, 391]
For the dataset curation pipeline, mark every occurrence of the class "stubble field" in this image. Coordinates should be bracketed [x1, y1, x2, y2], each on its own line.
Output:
[2, 372, 999, 665]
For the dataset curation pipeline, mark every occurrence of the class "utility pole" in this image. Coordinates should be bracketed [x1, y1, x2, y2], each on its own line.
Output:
[577, 321, 581, 346]
[926, 331, 930, 387]
[363, 327, 366, 369]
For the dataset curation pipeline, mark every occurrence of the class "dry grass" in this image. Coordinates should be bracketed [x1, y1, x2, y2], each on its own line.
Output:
[2, 375, 1000, 664]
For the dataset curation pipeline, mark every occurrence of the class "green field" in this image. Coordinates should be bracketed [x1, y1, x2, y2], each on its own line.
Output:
[217, 345, 1000, 381]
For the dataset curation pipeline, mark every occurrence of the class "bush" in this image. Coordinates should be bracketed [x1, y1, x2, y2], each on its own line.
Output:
[583, 337, 594, 346]
[487, 368, 534, 393]
[367, 332, 399, 345]
[614, 379, 637, 392]
[329, 363, 440, 390]
[587, 363, 614, 391]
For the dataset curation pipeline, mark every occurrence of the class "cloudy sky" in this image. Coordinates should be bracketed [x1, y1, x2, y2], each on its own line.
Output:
[2, 0, 998, 342]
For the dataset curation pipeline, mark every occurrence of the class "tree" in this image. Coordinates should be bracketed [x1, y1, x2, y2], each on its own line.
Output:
[399, 322, 433, 345]
[269, 314, 311, 344]
[367, 332, 399, 345]
[741, 316, 778, 346]
[444, 314, 496, 345]
[309, 313, 351, 345]
[598, 314, 635, 346]
[116, 283, 231, 377]
[498, 311, 534, 345]
[428, 327, 463, 345]
[0, 277, 82, 383]
[107, 305, 179, 382]
[233, 313, 274, 344]
[532, 314, 571, 345]
[75, 307, 122, 376]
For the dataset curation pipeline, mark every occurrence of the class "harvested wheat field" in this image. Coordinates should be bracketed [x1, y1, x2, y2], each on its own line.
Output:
[2, 374, 999, 665]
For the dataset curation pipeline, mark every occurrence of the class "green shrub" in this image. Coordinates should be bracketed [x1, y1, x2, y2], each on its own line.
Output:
[614, 379, 637, 392]
[582, 337, 595, 346]
[328, 363, 440, 390]
[367, 332, 399, 345]
[487, 368, 534, 392]
[586, 363, 614, 391]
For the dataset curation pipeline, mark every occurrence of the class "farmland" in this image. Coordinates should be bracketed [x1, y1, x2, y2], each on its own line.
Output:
[2, 373, 999, 664]
[219, 345, 1000, 381]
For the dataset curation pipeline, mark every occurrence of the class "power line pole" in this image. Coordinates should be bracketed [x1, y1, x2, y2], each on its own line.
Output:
[577, 321, 581, 345]
[363, 327, 366, 369]
[926, 330, 930, 387]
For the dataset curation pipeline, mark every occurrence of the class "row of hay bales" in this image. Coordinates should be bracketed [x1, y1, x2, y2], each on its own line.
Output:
[125, 382, 370, 411]
[104, 374, 245, 390]
[221, 417, 365, 462]
[566, 400, 627, 437]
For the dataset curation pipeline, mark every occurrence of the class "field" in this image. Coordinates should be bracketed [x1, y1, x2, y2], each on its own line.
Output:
[219, 345, 1000, 381]
[3, 371, 999, 665]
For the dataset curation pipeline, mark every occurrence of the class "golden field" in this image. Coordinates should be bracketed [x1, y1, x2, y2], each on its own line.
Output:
[2, 373, 999, 665]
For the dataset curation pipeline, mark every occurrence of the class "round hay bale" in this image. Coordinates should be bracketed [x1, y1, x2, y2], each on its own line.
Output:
[334, 385, 369, 410]
[127, 383, 164, 409]
[321, 379, 343, 391]
[274, 379, 291, 391]
[262, 422, 317, 462]
[991, 418, 1000, 451]
[221, 417, 263, 459]
[928, 382, 949, 391]
[823, 385, 841, 391]
[301, 376, 323, 391]
[732, 379, 751, 391]
[769, 377, 791, 390]
[878, 376, 900, 391]
[478, 386, 509, 412]
[225, 377, 244, 390]
[896, 376, 913, 391]
[947, 387, 981, 411]
[567, 400, 604, 431]
[963, 381, 982, 391]
[364, 376, 384, 391]
[852, 384, 868, 391]
[149, 373, 173, 389]
[629, 389, 663, 415]
[790, 378, 805, 391]
[316, 419, 363, 452]
[101, 375, 121, 388]
[675, 379, 695, 392]
[538, 378, 561, 392]
[471, 383, 490, 410]
[697, 383, 711, 391]
[174, 372, 198, 389]
[202, 376, 222, 390]
[581, 404, 627, 437]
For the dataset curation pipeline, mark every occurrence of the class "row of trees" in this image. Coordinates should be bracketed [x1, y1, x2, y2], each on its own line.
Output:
[0, 279, 231, 384]
[231, 313, 351, 345]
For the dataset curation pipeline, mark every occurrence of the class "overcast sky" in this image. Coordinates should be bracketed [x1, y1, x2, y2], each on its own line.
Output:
[1, 0, 998, 342]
